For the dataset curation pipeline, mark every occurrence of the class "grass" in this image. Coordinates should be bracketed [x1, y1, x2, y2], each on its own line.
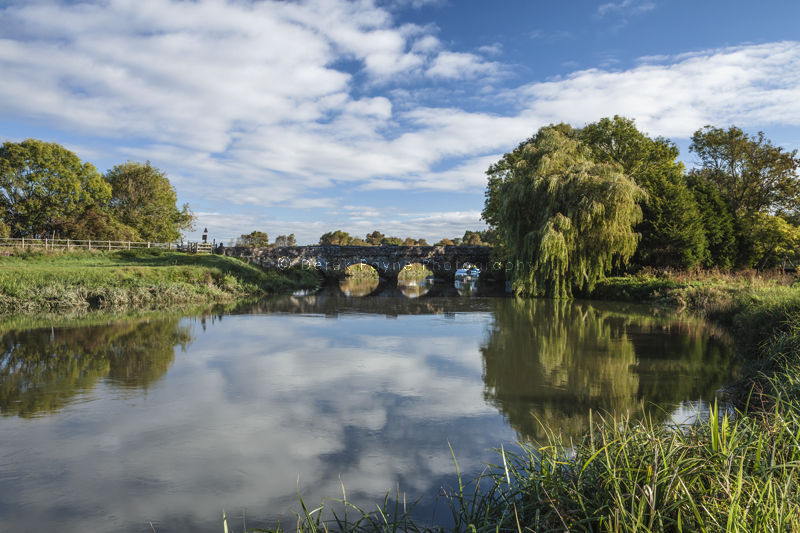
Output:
[0, 248, 320, 313]
[345, 263, 380, 279]
[246, 271, 800, 533]
[397, 263, 434, 282]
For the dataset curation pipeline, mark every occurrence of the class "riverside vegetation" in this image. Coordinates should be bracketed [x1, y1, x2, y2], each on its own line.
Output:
[0, 248, 320, 313]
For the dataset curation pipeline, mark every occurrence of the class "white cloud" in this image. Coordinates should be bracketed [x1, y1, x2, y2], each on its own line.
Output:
[597, 0, 656, 17]
[426, 51, 502, 79]
[0, 0, 799, 241]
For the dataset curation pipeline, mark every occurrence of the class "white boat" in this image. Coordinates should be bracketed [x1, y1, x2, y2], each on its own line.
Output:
[455, 263, 480, 279]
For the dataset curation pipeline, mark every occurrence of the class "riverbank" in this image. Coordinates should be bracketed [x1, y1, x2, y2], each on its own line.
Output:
[269, 271, 800, 532]
[0, 249, 321, 314]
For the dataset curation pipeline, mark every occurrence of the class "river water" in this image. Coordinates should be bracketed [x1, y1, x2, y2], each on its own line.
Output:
[0, 281, 737, 532]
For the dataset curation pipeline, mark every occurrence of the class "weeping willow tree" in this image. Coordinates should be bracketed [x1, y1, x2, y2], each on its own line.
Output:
[483, 125, 644, 298]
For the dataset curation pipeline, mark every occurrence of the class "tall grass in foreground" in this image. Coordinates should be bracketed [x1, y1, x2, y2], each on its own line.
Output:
[249, 279, 800, 533]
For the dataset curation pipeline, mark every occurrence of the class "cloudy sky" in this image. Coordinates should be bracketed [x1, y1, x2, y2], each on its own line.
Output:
[1, 0, 799, 244]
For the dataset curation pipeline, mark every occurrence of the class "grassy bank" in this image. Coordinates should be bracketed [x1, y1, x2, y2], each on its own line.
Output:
[0, 249, 320, 313]
[260, 272, 800, 532]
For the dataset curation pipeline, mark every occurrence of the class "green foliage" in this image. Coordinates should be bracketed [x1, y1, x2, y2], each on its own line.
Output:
[0, 139, 111, 237]
[57, 205, 140, 241]
[273, 234, 296, 247]
[344, 263, 378, 279]
[397, 263, 433, 281]
[738, 213, 800, 269]
[319, 230, 352, 245]
[237, 230, 270, 247]
[435, 238, 454, 246]
[380, 236, 402, 246]
[365, 230, 384, 245]
[460, 230, 485, 246]
[484, 125, 644, 298]
[105, 161, 195, 242]
[690, 125, 800, 216]
[580, 116, 708, 269]
[687, 172, 738, 269]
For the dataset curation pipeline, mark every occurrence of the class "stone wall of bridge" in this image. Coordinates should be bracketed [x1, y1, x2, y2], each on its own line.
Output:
[223, 244, 495, 278]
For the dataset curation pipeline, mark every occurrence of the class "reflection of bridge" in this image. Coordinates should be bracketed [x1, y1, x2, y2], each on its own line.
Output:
[223, 245, 494, 278]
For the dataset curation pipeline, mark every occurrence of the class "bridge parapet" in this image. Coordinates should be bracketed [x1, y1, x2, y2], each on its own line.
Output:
[223, 245, 494, 278]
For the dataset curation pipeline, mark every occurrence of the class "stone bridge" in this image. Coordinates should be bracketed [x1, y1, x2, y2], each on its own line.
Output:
[223, 244, 495, 279]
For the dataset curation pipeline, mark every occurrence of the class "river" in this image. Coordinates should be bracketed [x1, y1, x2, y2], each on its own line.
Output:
[0, 280, 738, 532]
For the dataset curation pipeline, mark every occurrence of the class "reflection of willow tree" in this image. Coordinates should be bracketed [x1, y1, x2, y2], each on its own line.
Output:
[0, 318, 192, 417]
[481, 299, 736, 442]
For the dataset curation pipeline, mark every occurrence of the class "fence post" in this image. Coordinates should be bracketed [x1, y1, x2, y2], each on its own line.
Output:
[67, 239, 70, 251]
[21, 237, 24, 249]
[148, 241, 151, 249]
[128, 241, 131, 250]
[88, 240, 91, 251]
[45, 237, 48, 250]
[108, 240, 111, 251]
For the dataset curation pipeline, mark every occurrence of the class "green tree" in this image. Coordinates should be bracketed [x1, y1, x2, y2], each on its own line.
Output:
[461, 230, 486, 246]
[237, 231, 269, 247]
[105, 161, 194, 242]
[690, 125, 800, 217]
[381, 236, 403, 246]
[686, 172, 737, 269]
[483, 125, 643, 298]
[319, 230, 351, 245]
[273, 234, 296, 247]
[435, 238, 454, 246]
[0, 139, 111, 237]
[580, 116, 708, 269]
[58, 206, 140, 242]
[738, 213, 800, 269]
[417, 238, 429, 246]
[365, 231, 385, 245]
[0, 209, 9, 238]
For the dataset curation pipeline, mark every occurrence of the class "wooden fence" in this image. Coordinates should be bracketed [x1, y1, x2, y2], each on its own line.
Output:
[0, 237, 212, 253]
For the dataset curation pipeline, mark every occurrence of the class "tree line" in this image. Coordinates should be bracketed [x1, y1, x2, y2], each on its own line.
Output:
[483, 116, 800, 297]
[317, 229, 493, 246]
[232, 229, 495, 247]
[0, 139, 194, 242]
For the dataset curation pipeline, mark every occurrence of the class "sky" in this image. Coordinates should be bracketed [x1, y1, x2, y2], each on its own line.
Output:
[1, 0, 800, 245]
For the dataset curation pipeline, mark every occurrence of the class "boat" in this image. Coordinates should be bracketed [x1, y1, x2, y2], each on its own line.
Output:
[455, 263, 480, 280]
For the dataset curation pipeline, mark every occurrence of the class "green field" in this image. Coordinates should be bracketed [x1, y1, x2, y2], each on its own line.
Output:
[0, 249, 320, 313]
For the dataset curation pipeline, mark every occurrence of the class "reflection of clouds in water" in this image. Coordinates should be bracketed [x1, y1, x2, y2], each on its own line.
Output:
[0, 311, 507, 532]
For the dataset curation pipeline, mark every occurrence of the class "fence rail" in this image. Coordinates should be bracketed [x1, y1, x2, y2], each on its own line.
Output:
[0, 237, 212, 253]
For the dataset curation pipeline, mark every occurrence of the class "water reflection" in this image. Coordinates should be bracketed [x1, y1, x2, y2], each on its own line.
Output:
[339, 277, 380, 297]
[481, 298, 736, 441]
[398, 279, 433, 298]
[0, 294, 738, 532]
[0, 317, 192, 417]
[454, 278, 478, 295]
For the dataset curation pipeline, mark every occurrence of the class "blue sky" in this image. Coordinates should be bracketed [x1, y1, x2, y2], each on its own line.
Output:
[1, 0, 799, 244]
